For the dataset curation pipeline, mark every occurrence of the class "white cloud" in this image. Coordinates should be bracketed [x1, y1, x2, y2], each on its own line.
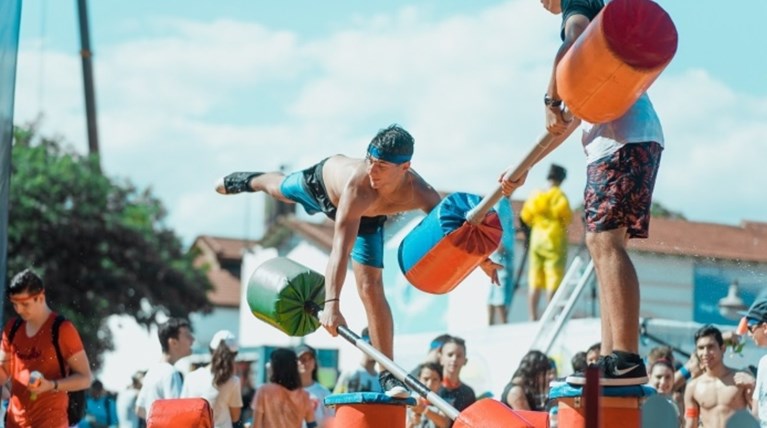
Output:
[13, 0, 766, 246]
[650, 70, 766, 222]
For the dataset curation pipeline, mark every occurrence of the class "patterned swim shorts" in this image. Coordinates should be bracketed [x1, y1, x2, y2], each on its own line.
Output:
[583, 142, 663, 239]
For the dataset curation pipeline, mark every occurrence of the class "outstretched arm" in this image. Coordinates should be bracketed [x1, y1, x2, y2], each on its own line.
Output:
[546, 15, 590, 135]
[320, 180, 373, 336]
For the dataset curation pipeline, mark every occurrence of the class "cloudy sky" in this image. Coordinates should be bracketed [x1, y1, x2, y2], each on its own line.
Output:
[14, 0, 767, 246]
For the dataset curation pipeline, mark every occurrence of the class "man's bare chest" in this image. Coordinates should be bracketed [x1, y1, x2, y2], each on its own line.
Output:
[696, 379, 744, 410]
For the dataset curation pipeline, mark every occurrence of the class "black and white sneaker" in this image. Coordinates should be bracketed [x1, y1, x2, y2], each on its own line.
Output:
[379, 370, 409, 398]
[566, 351, 648, 386]
[215, 172, 262, 194]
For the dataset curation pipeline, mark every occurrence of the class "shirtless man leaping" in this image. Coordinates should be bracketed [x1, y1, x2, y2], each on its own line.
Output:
[216, 124, 498, 396]
[684, 324, 754, 427]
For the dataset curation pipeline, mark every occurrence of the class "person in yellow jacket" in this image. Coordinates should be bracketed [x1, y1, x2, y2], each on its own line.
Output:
[520, 164, 572, 321]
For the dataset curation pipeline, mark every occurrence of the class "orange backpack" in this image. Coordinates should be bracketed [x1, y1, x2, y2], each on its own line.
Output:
[147, 397, 214, 428]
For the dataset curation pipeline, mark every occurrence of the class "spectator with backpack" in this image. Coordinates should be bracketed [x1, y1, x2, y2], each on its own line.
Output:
[0, 268, 93, 428]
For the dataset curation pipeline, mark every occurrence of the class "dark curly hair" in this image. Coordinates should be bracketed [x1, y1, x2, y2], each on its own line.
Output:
[367, 124, 414, 160]
[508, 350, 552, 411]
[211, 341, 237, 387]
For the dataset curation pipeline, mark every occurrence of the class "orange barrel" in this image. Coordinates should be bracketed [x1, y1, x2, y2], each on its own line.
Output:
[398, 192, 502, 294]
[556, 0, 678, 123]
[147, 398, 213, 428]
[324, 392, 415, 428]
[453, 398, 548, 428]
[549, 383, 655, 428]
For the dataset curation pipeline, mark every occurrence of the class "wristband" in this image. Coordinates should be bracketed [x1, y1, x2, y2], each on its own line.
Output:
[544, 94, 562, 107]
[306, 422, 318, 428]
[53, 380, 59, 391]
[685, 407, 699, 419]
[679, 366, 692, 380]
[324, 298, 340, 304]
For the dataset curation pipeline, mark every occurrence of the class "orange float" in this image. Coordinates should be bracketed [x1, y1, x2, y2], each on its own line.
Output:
[550, 383, 655, 428]
[324, 393, 413, 428]
[556, 0, 678, 123]
[147, 398, 213, 428]
[453, 399, 548, 428]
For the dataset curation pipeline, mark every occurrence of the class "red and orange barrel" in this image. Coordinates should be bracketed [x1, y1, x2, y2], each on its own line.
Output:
[550, 383, 655, 428]
[324, 393, 415, 428]
[556, 0, 678, 123]
[453, 398, 549, 428]
[398, 192, 502, 295]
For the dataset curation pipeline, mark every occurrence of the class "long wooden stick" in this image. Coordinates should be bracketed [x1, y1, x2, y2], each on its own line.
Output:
[337, 325, 462, 420]
[466, 116, 581, 225]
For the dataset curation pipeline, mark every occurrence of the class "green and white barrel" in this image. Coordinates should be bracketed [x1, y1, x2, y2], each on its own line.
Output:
[246, 257, 325, 336]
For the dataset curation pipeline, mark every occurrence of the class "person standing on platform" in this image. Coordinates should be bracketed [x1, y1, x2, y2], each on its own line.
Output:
[499, 0, 665, 386]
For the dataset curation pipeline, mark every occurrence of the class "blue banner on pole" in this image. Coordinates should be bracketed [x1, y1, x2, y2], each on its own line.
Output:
[0, 0, 23, 316]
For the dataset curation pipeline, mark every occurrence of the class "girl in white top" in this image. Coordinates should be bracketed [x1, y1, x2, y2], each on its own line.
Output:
[182, 330, 243, 428]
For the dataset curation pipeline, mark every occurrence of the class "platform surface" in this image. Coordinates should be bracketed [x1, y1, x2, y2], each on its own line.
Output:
[324, 392, 416, 407]
[549, 381, 656, 399]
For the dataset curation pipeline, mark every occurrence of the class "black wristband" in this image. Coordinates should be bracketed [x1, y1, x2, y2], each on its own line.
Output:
[544, 94, 562, 107]
[324, 298, 340, 304]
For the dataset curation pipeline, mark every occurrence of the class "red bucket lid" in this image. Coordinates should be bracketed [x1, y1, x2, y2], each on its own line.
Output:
[602, 0, 678, 70]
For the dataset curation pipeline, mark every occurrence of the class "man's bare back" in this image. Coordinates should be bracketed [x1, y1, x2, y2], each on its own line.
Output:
[685, 368, 752, 427]
[322, 155, 437, 217]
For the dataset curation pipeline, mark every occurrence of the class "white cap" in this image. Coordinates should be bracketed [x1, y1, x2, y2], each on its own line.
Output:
[209, 330, 238, 353]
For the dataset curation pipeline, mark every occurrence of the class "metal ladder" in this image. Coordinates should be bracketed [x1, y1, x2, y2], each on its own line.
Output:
[528, 255, 596, 354]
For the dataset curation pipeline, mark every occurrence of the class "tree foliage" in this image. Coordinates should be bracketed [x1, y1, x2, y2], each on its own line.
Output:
[4, 123, 211, 369]
[649, 201, 686, 220]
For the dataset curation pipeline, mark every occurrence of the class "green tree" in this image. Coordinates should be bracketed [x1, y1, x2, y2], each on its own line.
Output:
[650, 201, 686, 220]
[4, 123, 211, 369]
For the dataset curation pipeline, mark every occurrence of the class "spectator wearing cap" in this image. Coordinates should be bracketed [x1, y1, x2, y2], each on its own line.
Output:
[334, 328, 382, 394]
[519, 163, 571, 321]
[181, 330, 243, 428]
[741, 294, 767, 424]
[295, 344, 334, 427]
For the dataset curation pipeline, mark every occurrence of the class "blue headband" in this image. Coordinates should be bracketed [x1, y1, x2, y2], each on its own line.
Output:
[367, 146, 412, 165]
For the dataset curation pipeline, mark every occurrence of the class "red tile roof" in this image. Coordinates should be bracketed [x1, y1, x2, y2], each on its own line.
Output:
[511, 200, 767, 263]
[278, 217, 334, 251]
[192, 236, 258, 308]
[204, 268, 241, 307]
[194, 235, 257, 261]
